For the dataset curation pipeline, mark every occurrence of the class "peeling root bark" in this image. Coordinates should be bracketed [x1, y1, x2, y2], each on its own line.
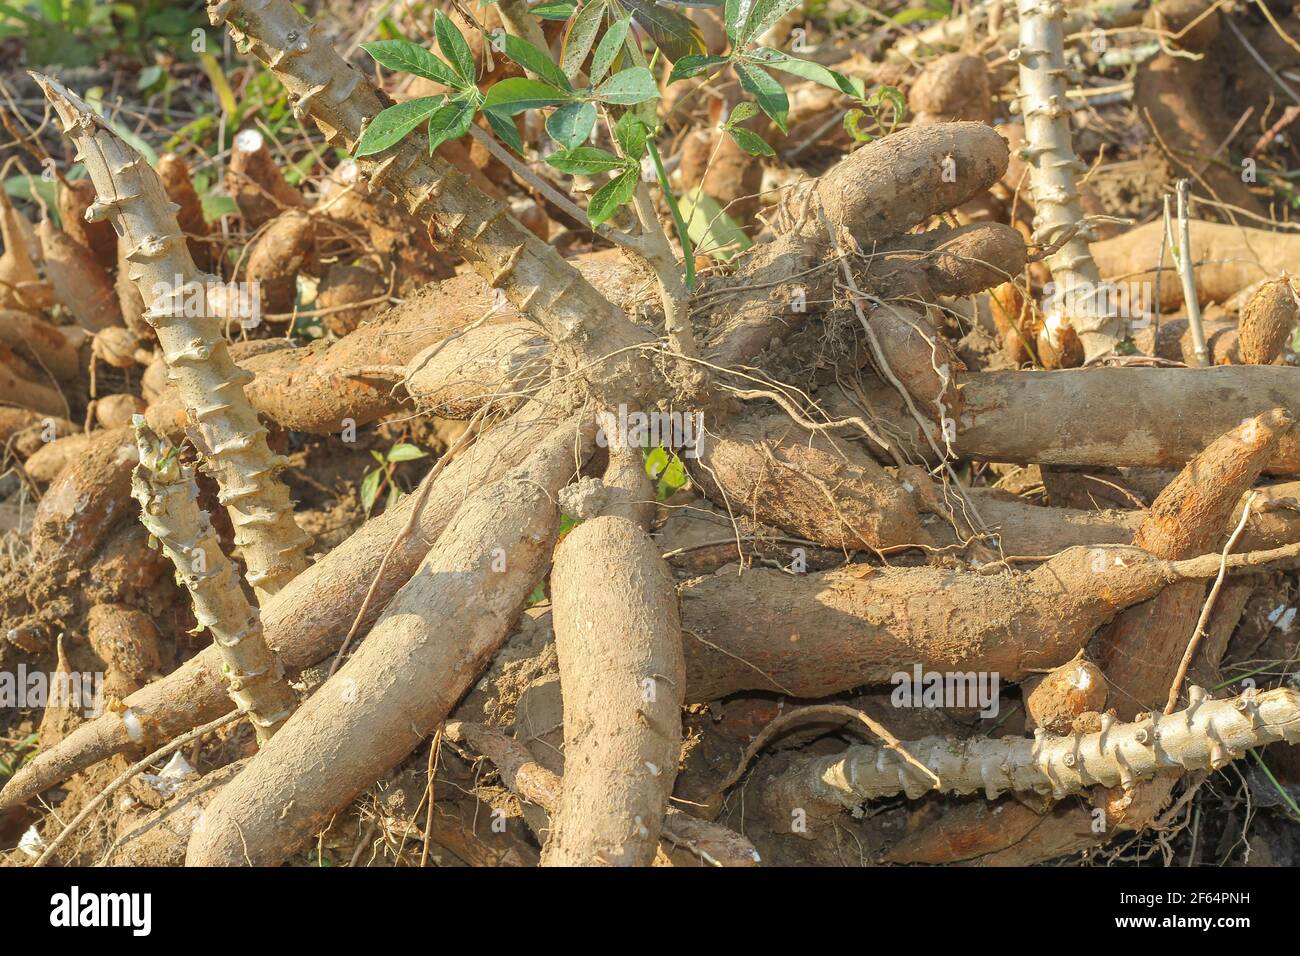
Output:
[541, 516, 685, 866]
[184, 416, 592, 866]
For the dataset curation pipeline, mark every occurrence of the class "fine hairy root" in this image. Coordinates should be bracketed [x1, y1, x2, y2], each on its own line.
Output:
[35, 74, 311, 601]
[541, 516, 685, 866]
[130, 421, 298, 741]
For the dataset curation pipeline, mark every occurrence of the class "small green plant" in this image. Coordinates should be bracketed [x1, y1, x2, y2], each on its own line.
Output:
[353, 1, 876, 289]
[0, 732, 39, 779]
[645, 446, 688, 501]
[360, 442, 427, 516]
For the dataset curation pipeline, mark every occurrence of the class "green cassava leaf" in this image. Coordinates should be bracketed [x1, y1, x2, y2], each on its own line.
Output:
[592, 66, 659, 104]
[620, 0, 705, 61]
[386, 442, 428, 462]
[546, 100, 598, 149]
[589, 13, 632, 84]
[483, 77, 572, 113]
[587, 165, 640, 223]
[426, 96, 478, 153]
[726, 0, 800, 46]
[491, 30, 573, 90]
[667, 53, 728, 83]
[733, 60, 787, 131]
[360, 467, 383, 513]
[561, 0, 607, 81]
[484, 108, 525, 153]
[749, 47, 866, 98]
[362, 39, 461, 88]
[614, 110, 648, 159]
[533, 0, 578, 18]
[355, 96, 446, 156]
[546, 146, 630, 175]
[434, 10, 477, 84]
[727, 125, 774, 156]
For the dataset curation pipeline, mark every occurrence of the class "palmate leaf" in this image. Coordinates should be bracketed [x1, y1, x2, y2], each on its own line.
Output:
[725, 0, 800, 46]
[727, 126, 774, 156]
[482, 77, 573, 114]
[748, 47, 866, 99]
[386, 442, 427, 462]
[619, 0, 705, 62]
[561, 0, 608, 82]
[589, 14, 632, 84]
[356, 96, 446, 156]
[614, 111, 648, 160]
[546, 146, 631, 176]
[667, 53, 728, 83]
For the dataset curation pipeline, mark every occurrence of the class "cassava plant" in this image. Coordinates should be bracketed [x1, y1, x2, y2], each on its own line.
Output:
[349, 0, 877, 346]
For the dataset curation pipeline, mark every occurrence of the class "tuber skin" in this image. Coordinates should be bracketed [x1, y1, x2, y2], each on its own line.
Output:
[1238, 277, 1297, 366]
[1023, 656, 1108, 735]
[37, 218, 122, 331]
[225, 128, 306, 228]
[692, 408, 931, 554]
[445, 721, 760, 867]
[56, 177, 116, 270]
[948, 367, 1300, 474]
[185, 416, 593, 866]
[707, 122, 1010, 366]
[541, 516, 685, 866]
[0, 309, 82, 381]
[30, 426, 137, 569]
[244, 208, 315, 315]
[1098, 409, 1293, 720]
[156, 153, 213, 270]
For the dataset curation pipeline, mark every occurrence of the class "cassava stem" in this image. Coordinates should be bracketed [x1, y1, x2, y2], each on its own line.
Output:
[770, 686, 1300, 811]
[33, 74, 310, 601]
[206, 0, 660, 404]
[130, 420, 297, 741]
[1014, 0, 1121, 360]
